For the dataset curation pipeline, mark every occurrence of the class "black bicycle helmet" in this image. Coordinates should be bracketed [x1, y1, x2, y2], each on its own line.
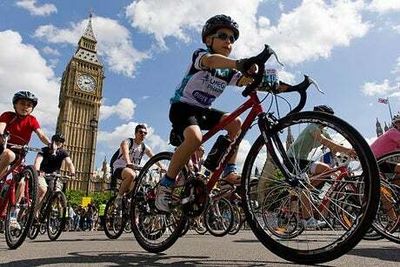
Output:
[12, 91, 38, 108]
[313, 105, 334, 114]
[52, 133, 65, 143]
[201, 14, 239, 43]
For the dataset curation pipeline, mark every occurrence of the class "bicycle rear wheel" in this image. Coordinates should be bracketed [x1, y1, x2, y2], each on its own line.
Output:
[103, 196, 125, 239]
[47, 191, 67, 241]
[5, 165, 38, 249]
[131, 152, 187, 253]
[242, 111, 379, 264]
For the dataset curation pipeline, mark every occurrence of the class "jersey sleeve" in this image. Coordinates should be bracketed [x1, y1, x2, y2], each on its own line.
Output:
[30, 115, 40, 131]
[192, 48, 209, 70]
[0, 112, 14, 124]
[38, 147, 47, 156]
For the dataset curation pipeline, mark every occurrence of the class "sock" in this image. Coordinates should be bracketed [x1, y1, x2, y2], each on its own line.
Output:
[160, 175, 175, 187]
[223, 164, 237, 177]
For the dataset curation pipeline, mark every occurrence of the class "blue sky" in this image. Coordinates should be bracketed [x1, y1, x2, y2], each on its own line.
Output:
[1, 0, 400, 170]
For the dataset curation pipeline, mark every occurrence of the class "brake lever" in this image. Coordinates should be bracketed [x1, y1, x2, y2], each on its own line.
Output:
[308, 76, 324, 94]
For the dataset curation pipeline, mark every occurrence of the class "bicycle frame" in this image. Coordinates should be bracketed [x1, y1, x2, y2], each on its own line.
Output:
[0, 152, 30, 217]
[199, 91, 264, 191]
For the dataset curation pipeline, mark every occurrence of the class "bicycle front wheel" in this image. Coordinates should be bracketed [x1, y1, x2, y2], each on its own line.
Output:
[47, 191, 67, 241]
[103, 196, 125, 239]
[5, 165, 38, 249]
[131, 152, 187, 253]
[242, 111, 379, 264]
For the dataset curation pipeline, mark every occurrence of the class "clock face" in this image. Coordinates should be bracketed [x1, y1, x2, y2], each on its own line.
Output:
[77, 74, 96, 92]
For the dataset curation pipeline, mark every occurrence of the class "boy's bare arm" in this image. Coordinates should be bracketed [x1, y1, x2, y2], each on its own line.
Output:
[35, 128, 51, 145]
[200, 54, 236, 69]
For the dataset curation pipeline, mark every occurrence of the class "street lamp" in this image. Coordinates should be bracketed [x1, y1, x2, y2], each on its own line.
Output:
[86, 117, 98, 196]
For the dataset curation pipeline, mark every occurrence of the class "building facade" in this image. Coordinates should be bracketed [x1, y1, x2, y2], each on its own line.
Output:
[56, 14, 104, 192]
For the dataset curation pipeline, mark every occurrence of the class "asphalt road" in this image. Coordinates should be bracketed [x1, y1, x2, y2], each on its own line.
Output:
[0, 230, 399, 266]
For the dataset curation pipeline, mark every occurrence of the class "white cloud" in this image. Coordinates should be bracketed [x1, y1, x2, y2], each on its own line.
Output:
[34, 16, 149, 77]
[100, 98, 136, 121]
[16, 0, 57, 16]
[368, 0, 400, 13]
[125, 0, 369, 65]
[0, 30, 59, 128]
[97, 121, 169, 155]
[361, 79, 397, 96]
[42, 46, 60, 56]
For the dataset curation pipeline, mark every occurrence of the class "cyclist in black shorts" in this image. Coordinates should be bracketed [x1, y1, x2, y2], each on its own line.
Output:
[111, 124, 156, 206]
[33, 133, 75, 217]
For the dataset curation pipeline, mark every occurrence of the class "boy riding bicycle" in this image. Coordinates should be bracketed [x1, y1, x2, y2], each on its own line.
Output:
[33, 133, 76, 219]
[0, 91, 51, 229]
[156, 14, 262, 212]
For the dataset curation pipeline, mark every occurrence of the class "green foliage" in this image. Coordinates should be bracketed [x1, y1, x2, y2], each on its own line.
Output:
[65, 190, 111, 208]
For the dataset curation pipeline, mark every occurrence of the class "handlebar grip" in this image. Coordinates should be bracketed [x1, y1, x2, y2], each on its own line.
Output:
[242, 45, 275, 97]
[286, 75, 312, 115]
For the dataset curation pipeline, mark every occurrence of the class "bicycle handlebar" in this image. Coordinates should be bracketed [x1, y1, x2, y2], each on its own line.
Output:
[242, 44, 323, 114]
[242, 45, 275, 97]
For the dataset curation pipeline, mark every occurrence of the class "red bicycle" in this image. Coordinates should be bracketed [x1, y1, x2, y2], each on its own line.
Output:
[0, 133, 39, 249]
[130, 45, 379, 264]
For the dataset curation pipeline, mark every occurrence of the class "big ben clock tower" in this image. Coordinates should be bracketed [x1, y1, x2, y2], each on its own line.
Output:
[56, 14, 104, 192]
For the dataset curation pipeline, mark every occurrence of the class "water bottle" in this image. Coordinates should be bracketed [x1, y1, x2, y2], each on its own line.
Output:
[203, 135, 231, 171]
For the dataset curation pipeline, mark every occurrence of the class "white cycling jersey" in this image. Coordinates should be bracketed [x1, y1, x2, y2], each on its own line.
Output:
[170, 48, 241, 108]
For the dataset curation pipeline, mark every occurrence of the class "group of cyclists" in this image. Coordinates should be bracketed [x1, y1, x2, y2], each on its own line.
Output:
[0, 13, 399, 263]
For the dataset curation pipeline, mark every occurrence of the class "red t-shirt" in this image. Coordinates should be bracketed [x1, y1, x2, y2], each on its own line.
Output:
[0, 111, 40, 145]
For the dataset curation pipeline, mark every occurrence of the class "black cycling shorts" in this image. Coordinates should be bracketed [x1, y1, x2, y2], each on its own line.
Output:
[169, 102, 225, 135]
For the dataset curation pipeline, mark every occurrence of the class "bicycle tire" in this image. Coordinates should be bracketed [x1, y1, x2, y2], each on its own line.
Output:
[204, 197, 234, 237]
[179, 219, 190, 237]
[27, 224, 39, 240]
[371, 151, 400, 244]
[5, 165, 38, 249]
[131, 151, 187, 253]
[242, 111, 379, 264]
[47, 191, 67, 241]
[228, 205, 243, 235]
[103, 196, 125, 239]
[39, 222, 46, 234]
[194, 216, 208, 235]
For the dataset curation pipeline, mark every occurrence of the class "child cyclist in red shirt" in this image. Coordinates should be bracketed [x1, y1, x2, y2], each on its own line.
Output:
[155, 14, 258, 212]
[0, 91, 51, 193]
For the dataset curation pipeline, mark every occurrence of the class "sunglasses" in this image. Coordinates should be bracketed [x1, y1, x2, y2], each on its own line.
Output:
[212, 32, 236, 43]
[138, 130, 147, 135]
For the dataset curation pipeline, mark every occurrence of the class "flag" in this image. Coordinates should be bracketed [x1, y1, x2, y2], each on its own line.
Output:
[378, 98, 388, 104]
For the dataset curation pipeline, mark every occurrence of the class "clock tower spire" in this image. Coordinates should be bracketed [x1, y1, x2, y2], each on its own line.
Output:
[56, 14, 104, 193]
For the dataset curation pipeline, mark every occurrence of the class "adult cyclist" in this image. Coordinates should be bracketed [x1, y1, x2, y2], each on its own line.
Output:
[111, 124, 156, 206]
[33, 133, 75, 218]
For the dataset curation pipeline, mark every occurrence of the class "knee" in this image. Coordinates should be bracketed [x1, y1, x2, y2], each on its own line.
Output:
[1, 149, 16, 163]
[183, 126, 202, 147]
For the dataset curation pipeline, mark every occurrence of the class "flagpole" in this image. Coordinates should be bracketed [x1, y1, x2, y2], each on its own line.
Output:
[388, 97, 393, 120]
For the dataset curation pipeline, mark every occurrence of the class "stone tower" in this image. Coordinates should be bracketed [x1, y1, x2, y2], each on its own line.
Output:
[376, 118, 383, 137]
[56, 14, 104, 192]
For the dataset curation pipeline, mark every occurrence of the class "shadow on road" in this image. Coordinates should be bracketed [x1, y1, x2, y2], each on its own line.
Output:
[347, 246, 400, 262]
[0, 250, 305, 266]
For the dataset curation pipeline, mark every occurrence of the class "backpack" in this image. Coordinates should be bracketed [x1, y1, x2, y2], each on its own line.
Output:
[109, 138, 146, 189]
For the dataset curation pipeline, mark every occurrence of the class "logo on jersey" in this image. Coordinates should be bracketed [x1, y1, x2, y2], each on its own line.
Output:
[192, 90, 216, 106]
